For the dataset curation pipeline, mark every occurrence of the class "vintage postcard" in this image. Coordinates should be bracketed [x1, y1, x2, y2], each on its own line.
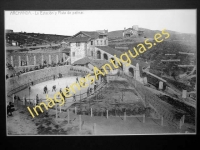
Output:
[5, 10, 196, 135]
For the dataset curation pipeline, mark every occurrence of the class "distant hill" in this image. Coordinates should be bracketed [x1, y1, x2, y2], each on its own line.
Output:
[108, 28, 196, 44]
[6, 32, 71, 46]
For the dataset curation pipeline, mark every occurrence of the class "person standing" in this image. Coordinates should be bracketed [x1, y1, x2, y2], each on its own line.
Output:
[25, 96, 27, 105]
[17, 96, 20, 102]
[14, 95, 17, 101]
[43, 86, 46, 94]
[94, 82, 97, 91]
[76, 77, 79, 83]
[36, 94, 39, 105]
[52, 85, 56, 92]
[46, 85, 48, 94]
[7, 102, 15, 116]
[53, 75, 56, 81]
[90, 88, 93, 94]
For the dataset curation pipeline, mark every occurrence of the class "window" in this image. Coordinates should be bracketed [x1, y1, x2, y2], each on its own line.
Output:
[104, 40, 106, 45]
[97, 40, 98, 45]
[76, 42, 80, 47]
[91, 41, 93, 45]
[101, 40, 102, 45]
[91, 51, 93, 56]
[72, 52, 75, 57]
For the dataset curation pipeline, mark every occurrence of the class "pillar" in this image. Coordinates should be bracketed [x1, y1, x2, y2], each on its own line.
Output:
[143, 77, 148, 85]
[107, 110, 108, 119]
[11, 56, 13, 66]
[41, 55, 43, 65]
[26, 55, 29, 66]
[91, 108, 93, 117]
[135, 63, 140, 81]
[101, 52, 103, 60]
[159, 81, 163, 90]
[56, 55, 58, 64]
[12, 94, 15, 103]
[18, 56, 21, 66]
[34, 56, 36, 65]
[182, 90, 187, 98]
[62, 53, 65, 62]
[98, 74, 101, 84]
[49, 55, 51, 64]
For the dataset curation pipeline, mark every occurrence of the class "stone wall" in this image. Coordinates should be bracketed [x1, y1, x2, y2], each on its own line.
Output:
[6, 65, 92, 97]
[6, 65, 71, 96]
[6, 52, 65, 67]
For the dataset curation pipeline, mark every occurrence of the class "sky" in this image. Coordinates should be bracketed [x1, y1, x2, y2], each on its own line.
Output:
[5, 10, 196, 36]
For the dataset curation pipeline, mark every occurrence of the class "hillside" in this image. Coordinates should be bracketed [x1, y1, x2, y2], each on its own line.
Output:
[108, 28, 196, 44]
[108, 29, 196, 92]
[6, 32, 71, 46]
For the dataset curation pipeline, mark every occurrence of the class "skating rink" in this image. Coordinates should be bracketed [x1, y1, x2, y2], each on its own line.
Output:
[14, 75, 96, 105]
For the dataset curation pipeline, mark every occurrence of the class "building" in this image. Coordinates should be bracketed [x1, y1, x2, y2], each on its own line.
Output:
[123, 25, 144, 38]
[68, 30, 108, 64]
[68, 30, 149, 82]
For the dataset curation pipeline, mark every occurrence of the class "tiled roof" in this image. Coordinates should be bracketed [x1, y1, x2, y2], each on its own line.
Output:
[68, 37, 91, 43]
[73, 57, 91, 65]
[61, 48, 70, 53]
[92, 59, 109, 68]
[67, 31, 108, 43]
[73, 57, 109, 68]
[81, 31, 100, 39]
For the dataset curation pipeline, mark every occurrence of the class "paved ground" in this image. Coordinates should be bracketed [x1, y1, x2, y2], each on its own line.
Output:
[12, 76, 96, 104]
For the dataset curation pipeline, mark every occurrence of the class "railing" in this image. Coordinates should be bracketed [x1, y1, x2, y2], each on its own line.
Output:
[119, 72, 180, 128]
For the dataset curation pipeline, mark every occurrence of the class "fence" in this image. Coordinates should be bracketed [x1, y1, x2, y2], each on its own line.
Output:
[119, 72, 180, 128]
[9, 66, 186, 130]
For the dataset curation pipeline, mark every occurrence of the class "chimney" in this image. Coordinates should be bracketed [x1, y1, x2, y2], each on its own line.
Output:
[124, 27, 126, 30]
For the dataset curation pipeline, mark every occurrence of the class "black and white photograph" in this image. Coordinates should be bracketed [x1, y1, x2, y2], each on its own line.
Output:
[5, 10, 196, 135]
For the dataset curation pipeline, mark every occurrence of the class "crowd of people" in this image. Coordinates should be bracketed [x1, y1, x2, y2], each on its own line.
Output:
[6, 59, 68, 80]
